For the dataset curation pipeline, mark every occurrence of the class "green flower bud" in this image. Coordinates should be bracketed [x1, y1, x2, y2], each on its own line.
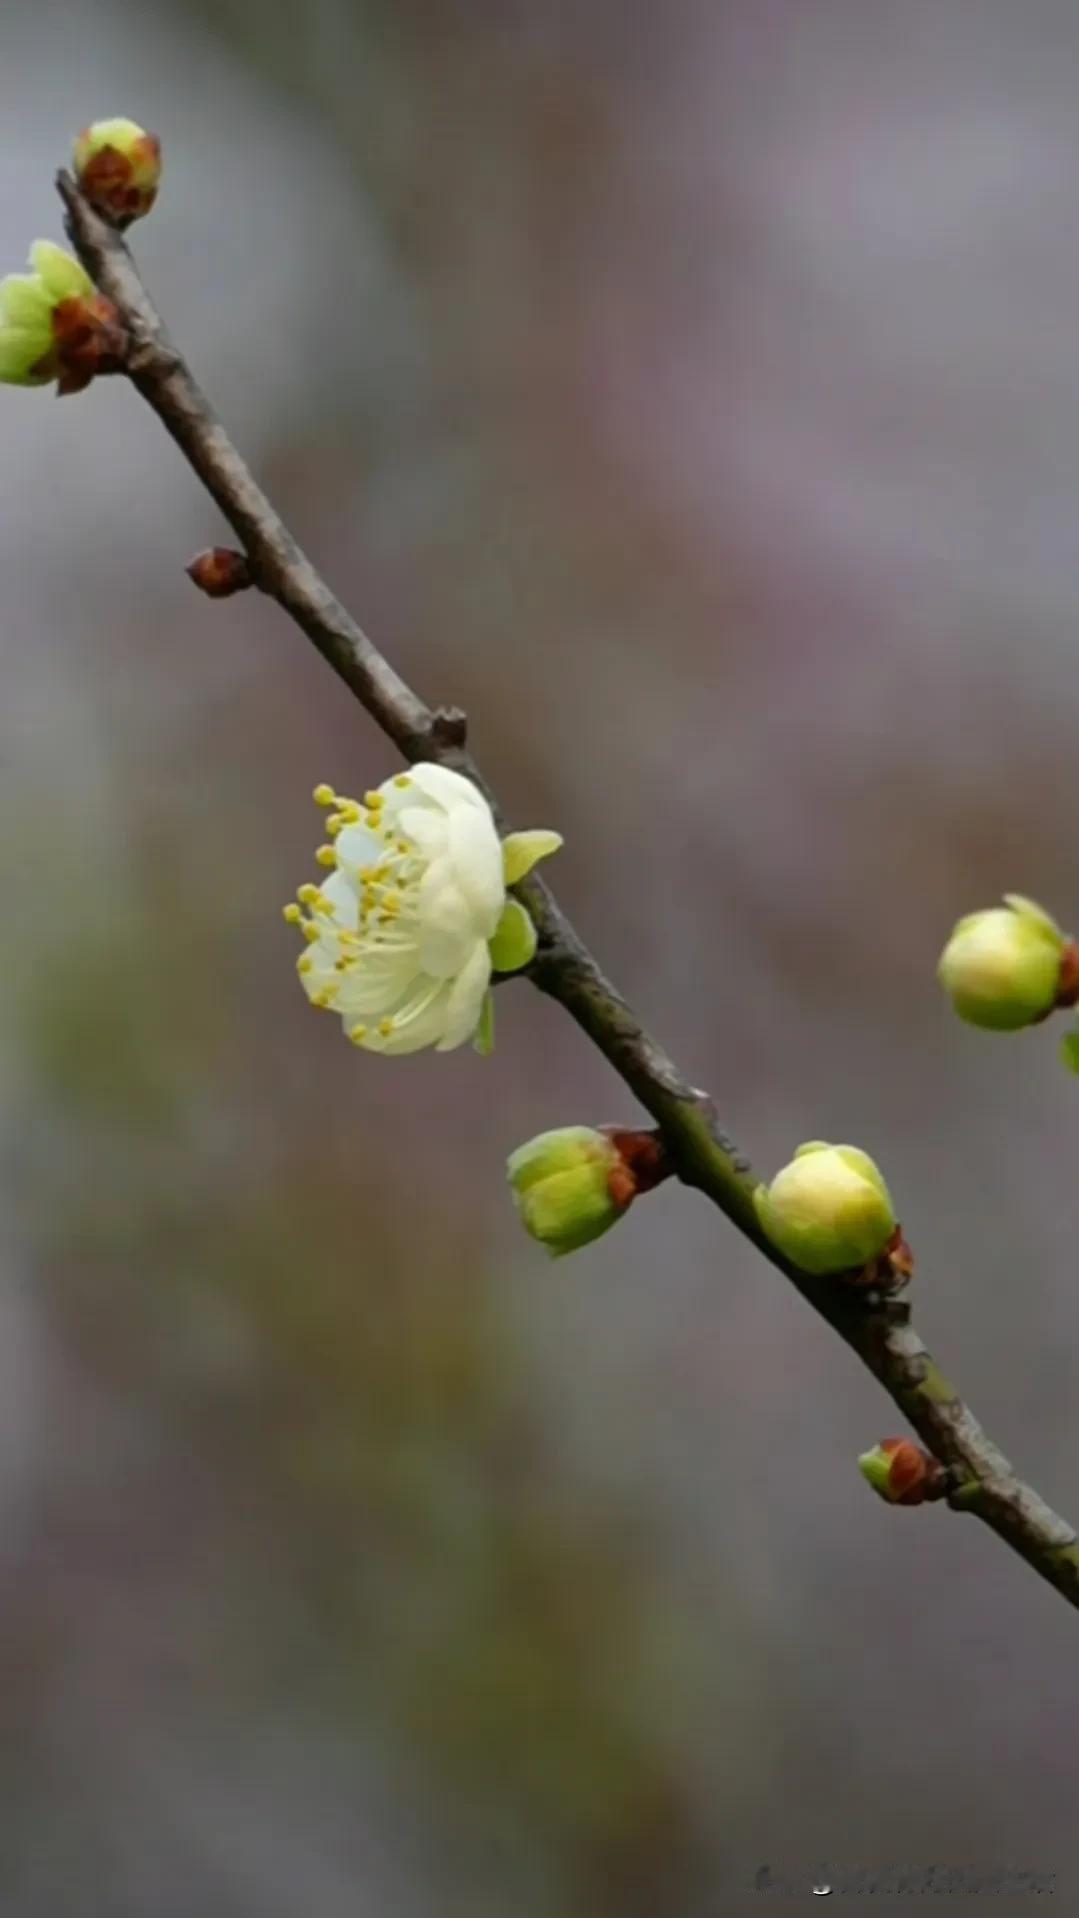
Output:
[937, 894, 1067, 1032]
[753, 1141, 896, 1277]
[73, 118, 162, 225]
[0, 240, 126, 395]
[508, 1126, 633, 1257]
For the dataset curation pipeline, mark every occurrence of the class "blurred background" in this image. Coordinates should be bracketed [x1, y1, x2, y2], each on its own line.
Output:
[2, 0, 1078, 1909]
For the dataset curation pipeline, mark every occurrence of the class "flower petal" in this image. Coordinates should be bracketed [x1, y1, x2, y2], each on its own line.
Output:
[334, 946, 423, 1016]
[29, 240, 92, 303]
[371, 980, 453, 1055]
[318, 869, 360, 930]
[398, 806, 449, 857]
[1002, 893, 1064, 944]
[416, 863, 480, 977]
[0, 328, 51, 382]
[435, 942, 491, 1051]
[297, 945, 339, 1002]
[333, 821, 385, 870]
[446, 804, 504, 934]
[407, 762, 487, 813]
[0, 274, 51, 328]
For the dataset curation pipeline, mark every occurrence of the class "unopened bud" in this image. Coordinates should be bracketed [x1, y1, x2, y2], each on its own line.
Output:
[938, 893, 1073, 1032]
[753, 1141, 900, 1279]
[186, 547, 252, 598]
[0, 240, 126, 395]
[507, 1124, 669, 1258]
[73, 118, 162, 226]
[858, 1438, 947, 1506]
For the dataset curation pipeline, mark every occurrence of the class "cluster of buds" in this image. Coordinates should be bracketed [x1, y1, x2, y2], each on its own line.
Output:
[858, 1439, 948, 1506]
[507, 1126, 671, 1257]
[752, 1141, 911, 1288]
[0, 116, 161, 399]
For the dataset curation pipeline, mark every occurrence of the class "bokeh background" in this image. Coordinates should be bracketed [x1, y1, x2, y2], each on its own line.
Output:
[2, 0, 1078, 1909]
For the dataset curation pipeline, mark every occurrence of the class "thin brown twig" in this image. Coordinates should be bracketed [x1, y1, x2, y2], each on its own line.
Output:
[58, 168, 1079, 1610]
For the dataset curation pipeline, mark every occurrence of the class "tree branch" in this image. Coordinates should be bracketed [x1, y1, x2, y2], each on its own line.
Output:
[58, 169, 1079, 1610]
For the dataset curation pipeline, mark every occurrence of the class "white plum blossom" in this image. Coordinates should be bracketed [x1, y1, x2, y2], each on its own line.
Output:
[285, 762, 560, 1056]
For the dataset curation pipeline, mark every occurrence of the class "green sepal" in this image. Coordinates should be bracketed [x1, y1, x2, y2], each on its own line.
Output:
[1060, 1030, 1079, 1075]
[1002, 893, 1064, 944]
[488, 898, 537, 974]
[473, 990, 495, 1056]
[501, 829, 562, 886]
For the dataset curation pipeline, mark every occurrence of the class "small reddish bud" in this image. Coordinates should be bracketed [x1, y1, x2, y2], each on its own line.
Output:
[73, 119, 162, 226]
[858, 1438, 947, 1506]
[186, 548, 252, 598]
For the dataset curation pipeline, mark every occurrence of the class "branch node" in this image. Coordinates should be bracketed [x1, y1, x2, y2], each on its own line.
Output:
[427, 705, 469, 753]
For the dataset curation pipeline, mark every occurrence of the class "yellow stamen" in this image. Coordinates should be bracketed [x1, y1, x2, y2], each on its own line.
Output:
[313, 783, 336, 806]
[297, 954, 313, 975]
[302, 923, 320, 944]
[340, 802, 361, 824]
[282, 903, 302, 925]
[393, 774, 411, 789]
[363, 790, 383, 810]
[297, 883, 320, 906]
[349, 1024, 368, 1045]
[378, 1017, 395, 1037]
[315, 845, 337, 868]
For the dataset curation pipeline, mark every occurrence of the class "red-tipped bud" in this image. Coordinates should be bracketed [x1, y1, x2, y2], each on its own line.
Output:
[73, 119, 162, 226]
[858, 1438, 947, 1506]
[0, 241, 127, 395]
[186, 548, 252, 598]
